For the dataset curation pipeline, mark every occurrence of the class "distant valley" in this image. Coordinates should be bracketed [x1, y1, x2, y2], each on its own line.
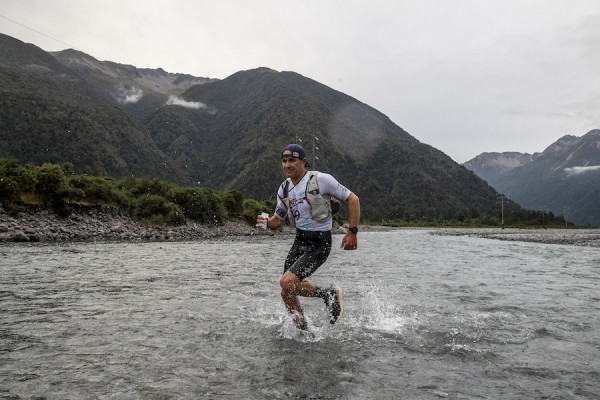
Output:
[464, 130, 600, 226]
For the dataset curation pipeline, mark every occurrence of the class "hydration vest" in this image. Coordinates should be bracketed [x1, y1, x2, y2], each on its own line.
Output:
[281, 171, 341, 226]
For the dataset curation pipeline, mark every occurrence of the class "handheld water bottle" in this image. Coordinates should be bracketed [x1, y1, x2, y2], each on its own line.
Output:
[260, 212, 269, 229]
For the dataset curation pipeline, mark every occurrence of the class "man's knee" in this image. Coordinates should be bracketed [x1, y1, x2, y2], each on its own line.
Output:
[280, 278, 294, 293]
[280, 272, 299, 294]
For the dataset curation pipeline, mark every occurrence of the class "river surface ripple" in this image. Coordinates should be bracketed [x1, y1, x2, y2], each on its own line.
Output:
[1, 230, 599, 399]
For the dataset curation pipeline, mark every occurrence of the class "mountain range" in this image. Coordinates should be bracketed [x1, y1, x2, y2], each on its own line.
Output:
[464, 130, 600, 226]
[1, 33, 532, 223]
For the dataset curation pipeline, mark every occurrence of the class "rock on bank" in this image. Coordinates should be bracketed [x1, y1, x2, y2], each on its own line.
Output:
[0, 205, 284, 242]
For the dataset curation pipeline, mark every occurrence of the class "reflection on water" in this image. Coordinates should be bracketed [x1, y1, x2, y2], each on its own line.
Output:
[1, 230, 599, 399]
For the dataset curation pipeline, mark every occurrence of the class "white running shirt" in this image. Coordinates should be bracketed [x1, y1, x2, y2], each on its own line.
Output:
[274, 171, 351, 231]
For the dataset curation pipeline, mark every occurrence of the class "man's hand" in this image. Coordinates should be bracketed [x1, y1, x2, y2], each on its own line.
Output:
[341, 232, 358, 250]
[255, 214, 268, 230]
[256, 214, 284, 230]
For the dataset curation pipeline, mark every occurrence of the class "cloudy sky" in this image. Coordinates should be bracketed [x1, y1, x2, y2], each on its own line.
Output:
[2, 0, 599, 162]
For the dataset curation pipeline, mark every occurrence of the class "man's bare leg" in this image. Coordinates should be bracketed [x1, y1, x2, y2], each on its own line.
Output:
[280, 271, 316, 327]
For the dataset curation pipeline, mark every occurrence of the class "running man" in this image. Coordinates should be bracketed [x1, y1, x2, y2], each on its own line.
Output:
[256, 144, 360, 330]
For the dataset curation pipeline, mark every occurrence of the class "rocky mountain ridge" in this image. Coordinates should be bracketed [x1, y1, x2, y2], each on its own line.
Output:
[53, 49, 214, 95]
[464, 130, 600, 226]
[463, 152, 538, 183]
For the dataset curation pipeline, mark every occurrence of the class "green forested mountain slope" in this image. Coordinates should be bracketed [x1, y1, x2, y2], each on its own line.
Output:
[0, 33, 177, 180]
[157, 67, 499, 220]
[1, 33, 509, 222]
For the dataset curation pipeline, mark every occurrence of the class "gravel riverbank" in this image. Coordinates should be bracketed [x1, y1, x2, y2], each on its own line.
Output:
[0, 205, 294, 243]
[3, 206, 597, 247]
[431, 227, 600, 248]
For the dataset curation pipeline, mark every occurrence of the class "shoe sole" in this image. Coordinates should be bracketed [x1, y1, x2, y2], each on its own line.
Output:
[331, 286, 344, 324]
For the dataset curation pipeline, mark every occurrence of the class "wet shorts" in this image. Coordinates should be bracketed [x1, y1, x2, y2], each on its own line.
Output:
[284, 229, 332, 281]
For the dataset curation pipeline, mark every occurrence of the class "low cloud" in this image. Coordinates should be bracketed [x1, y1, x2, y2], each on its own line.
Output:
[166, 96, 208, 109]
[116, 86, 143, 104]
[564, 165, 600, 175]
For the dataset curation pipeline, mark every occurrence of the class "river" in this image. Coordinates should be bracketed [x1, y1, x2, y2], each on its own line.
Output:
[1, 229, 599, 399]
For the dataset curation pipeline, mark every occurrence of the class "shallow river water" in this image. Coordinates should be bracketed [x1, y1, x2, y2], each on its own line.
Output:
[1, 229, 599, 399]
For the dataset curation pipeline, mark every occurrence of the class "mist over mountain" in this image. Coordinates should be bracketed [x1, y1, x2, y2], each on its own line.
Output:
[1, 33, 510, 222]
[464, 130, 600, 226]
[51, 48, 216, 122]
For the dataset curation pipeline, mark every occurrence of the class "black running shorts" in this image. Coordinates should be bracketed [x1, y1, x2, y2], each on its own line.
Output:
[284, 229, 332, 281]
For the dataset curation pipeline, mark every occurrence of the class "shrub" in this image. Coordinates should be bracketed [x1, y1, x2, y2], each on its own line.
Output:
[35, 163, 65, 201]
[223, 191, 244, 215]
[0, 159, 37, 203]
[133, 194, 185, 225]
[67, 175, 115, 204]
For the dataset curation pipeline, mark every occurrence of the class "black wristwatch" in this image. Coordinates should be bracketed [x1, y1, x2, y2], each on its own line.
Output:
[348, 227, 358, 234]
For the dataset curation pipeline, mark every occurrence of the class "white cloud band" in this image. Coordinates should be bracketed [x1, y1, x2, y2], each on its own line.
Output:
[166, 96, 207, 109]
[564, 165, 600, 175]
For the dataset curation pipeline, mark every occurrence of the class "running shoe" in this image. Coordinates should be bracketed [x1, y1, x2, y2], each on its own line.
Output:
[325, 286, 344, 324]
[297, 321, 309, 331]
